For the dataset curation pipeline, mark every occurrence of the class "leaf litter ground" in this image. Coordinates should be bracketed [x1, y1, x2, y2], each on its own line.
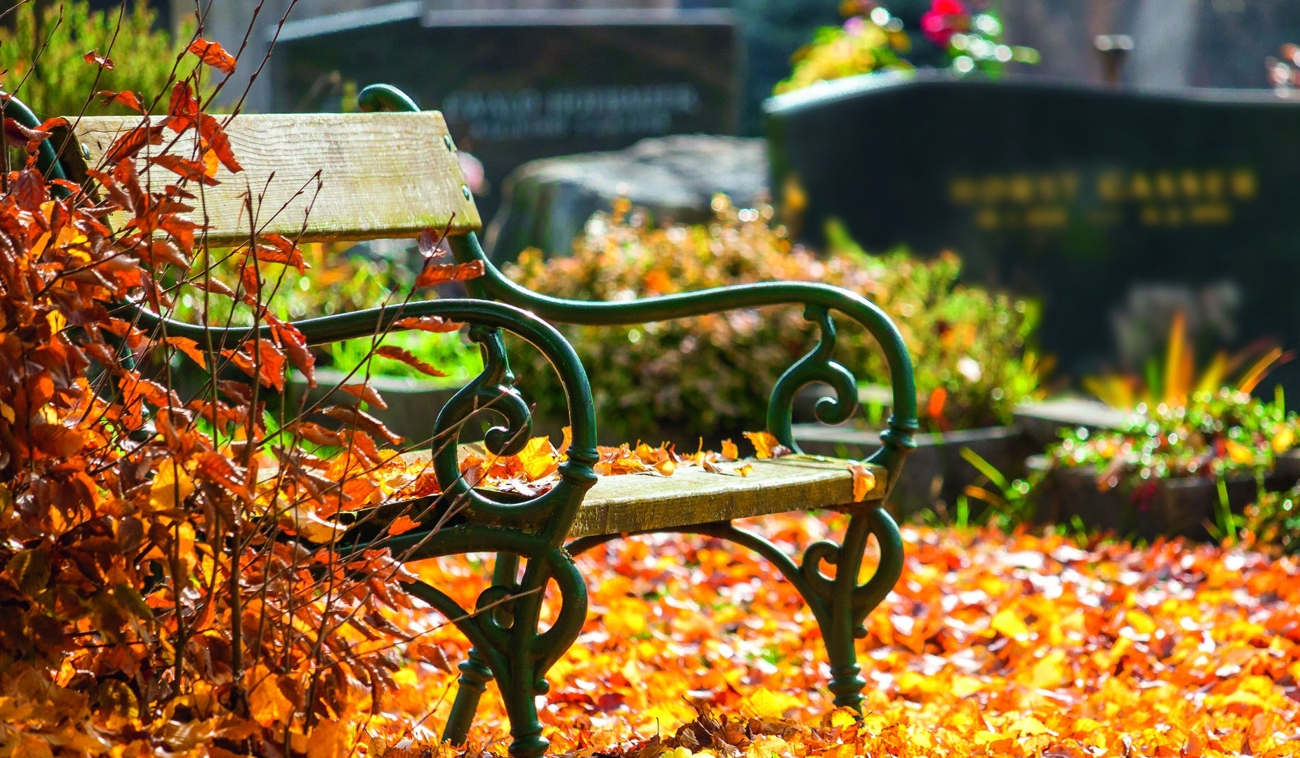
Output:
[376, 520, 1300, 757]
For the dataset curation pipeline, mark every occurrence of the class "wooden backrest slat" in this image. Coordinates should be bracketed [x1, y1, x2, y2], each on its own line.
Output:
[70, 112, 482, 247]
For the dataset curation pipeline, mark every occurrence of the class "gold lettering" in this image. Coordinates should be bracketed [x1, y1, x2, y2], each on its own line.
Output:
[1165, 207, 1184, 227]
[975, 208, 999, 229]
[1129, 173, 1153, 200]
[1203, 171, 1225, 199]
[1231, 169, 1256, 200]
[1097, 170, 1124, 202]
[1010, 175, 1034, 203]
[1189, 203, 1232, 224]
[1155, 172, 1178, 199]
[1180, 170, 1200, 198]
[1140, 206, 1161, 226]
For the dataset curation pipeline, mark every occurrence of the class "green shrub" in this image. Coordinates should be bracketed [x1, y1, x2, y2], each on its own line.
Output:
[1244, 485, 1300, 554]
[0, 0, 210, 119]
[505, 196, 1043, 442]
[1048, 389, 1300, 490]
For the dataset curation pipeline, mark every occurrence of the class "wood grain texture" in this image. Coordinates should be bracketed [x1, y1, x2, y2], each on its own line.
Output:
[389, 450, 886, 537]
[71, 112, 481, 246]
[566, 456, 886, 538]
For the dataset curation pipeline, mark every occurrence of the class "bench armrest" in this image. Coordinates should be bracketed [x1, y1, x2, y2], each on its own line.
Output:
[121, 298, 599, 541]
[446, 234, 919, 490]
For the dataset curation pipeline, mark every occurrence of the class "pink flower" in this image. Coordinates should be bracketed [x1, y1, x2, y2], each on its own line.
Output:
[920, 0, 969, 47]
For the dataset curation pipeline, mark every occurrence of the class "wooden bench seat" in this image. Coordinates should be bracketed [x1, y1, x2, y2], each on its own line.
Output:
[567, 455, 885, 538]
[382, 450, 886, 538]
[41, 83, 918, 758]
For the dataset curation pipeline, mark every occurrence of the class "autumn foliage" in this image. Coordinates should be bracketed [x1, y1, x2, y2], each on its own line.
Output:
[405, 520, 1300, 757]
[3, 19, 1299, 758]
[0, 36, 455, 757]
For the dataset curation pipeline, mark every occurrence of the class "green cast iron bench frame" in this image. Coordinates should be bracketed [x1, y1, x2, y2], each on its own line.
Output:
[18, 84, 917, 757]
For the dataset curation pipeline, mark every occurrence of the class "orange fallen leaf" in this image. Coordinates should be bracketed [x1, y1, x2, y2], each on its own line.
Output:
[387, 514, 421, 536]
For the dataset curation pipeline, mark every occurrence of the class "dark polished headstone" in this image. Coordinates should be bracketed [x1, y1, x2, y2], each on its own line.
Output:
[273, 6, 739, 225]
[765, 71, 1300, 389]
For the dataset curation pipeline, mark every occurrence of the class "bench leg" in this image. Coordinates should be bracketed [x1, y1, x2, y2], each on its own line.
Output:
[407, 547, 587, 758]
[567, 507, 903, 713]
[821, 512, 875, 709]
[443, 553, 519, 746]
[444, 646, 493, 745]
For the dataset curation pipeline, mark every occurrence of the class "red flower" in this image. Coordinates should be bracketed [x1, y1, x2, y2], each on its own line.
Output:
[921, 0, 969, 47]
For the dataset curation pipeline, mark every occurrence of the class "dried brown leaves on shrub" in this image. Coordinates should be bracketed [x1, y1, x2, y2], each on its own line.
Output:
[0, 37, 471, 756]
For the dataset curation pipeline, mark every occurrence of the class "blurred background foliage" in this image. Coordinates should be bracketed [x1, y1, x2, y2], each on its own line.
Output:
[505, 196, 1044, 442]
[0, 0, 210, 119]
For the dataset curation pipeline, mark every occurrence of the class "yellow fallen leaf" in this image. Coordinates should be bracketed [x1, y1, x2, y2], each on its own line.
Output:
[517, 435, 559, 480]
[1028, 649, 1069, 689]
[991, 608, 1031, 640]
[721, 439, 739, 461]
[849, 462, 875, 502]
[743, 430, 780, 459]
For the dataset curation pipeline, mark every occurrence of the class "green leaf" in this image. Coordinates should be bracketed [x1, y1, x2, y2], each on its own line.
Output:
[959, 446, 1009, 490]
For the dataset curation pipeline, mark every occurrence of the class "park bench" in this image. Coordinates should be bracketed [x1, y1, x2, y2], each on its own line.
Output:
[24, 85, 917, 758]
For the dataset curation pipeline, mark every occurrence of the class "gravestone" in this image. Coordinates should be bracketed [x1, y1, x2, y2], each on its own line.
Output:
[765, 70, 1300, 392]
[487, 134, 767, 261]
[272, 4, 739, 225]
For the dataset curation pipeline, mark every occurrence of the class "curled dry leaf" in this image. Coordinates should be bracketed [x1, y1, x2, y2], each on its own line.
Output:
[339, 382, 388, 411]
[848, 461, 875, 502]
[393, 315, 461, 333]
[82, 50, 114, 69]
[104, 124, 167, 164]
[98, 90, 143, 112]
[267, 315, 315, 388]
[198, 113, 242, 173]
[744, 430, 790, 459]
[414, 260, 484, 289]
[167, 81, 200, 133]
[222, 339, 287, 392]
[321, 404, 404, 447]
[417, 227, 444, 259]
[374, 346, 448, 378]
[165, 336, 207, 369]
[148, 155, 219, 185]
[254, 233, 308, 273]
[386, 514, 421, 537]
[187, 38, 237, 74]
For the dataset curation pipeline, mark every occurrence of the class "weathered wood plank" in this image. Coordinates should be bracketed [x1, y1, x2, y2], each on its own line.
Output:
[70, 112, 481, 246]
[341, 452, 886, 544]
[566, 456, 886, 538]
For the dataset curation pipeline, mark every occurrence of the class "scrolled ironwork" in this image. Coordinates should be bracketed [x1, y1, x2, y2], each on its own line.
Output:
[445, 233, 919, 490]
[566, 507, 904, 710]
[126, 299, 600, 535]
[769, 305, 860, 445]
